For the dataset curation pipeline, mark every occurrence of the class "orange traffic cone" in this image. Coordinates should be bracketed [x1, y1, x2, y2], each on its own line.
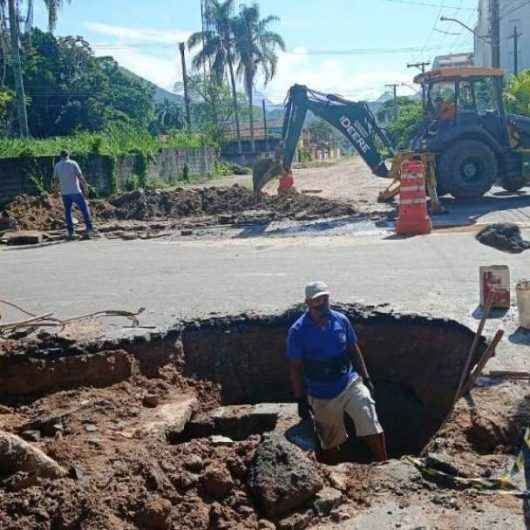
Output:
[278, 170, 294, 194]
[396, 160, 432, 235]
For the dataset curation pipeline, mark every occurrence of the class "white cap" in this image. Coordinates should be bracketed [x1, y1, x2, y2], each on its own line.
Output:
[305, 281, 330, 300]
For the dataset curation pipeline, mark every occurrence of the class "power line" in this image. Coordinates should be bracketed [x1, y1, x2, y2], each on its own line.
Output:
[414, 0, 448, 64]
[434, 28, 461, 35]
[432, 0, 466, 55]
[93, 43, 445, 56]
[288, 47, 441, 55]
[442, 0, 470, 54]
[448, 8, 475, 53]
[500, 0, 530, 20]
[383, 0, 476, 8]
[500, 0, 525, 16]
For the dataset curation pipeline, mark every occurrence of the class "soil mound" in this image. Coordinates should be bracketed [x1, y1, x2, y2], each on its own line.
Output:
[476, 223, 530, 253]
[2, 185, 358, 232]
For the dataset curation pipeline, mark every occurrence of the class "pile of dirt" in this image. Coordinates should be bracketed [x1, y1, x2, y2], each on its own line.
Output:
[476, 223, 530, 253]
[1, 194, 66, 232]
[0, 384, 261, 530]
[2, 186, 359, 233]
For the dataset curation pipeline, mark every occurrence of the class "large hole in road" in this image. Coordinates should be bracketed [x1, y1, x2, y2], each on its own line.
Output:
[0, 304, 488, 460]
[180, 304, 487, 458]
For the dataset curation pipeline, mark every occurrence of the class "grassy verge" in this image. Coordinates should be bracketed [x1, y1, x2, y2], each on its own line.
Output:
[0, 127, 216, 159]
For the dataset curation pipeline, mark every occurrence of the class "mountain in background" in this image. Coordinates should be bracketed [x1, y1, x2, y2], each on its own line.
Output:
[119, 67, 183, 105]
[120, 66, 404, 130]
[253, 89, 284, 112]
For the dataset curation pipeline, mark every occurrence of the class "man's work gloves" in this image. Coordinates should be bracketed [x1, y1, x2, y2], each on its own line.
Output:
[297, 396, 312, 420]
[364, 378, 376, 398]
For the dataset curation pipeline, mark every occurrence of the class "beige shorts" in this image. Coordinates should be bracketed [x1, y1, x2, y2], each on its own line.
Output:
[308, 377, 383, 450]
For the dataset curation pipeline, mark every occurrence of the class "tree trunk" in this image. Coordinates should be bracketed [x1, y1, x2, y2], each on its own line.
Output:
[8, 0, 29, 137]
[227, 55, 242, 154]
[248, 81, 255, 153]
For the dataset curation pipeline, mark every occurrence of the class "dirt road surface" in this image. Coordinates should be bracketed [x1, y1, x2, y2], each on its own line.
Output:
[200, 156, 393, 218]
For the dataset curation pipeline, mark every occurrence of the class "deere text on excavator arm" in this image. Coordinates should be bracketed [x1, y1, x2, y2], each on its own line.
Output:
[253, 84, 396, 193]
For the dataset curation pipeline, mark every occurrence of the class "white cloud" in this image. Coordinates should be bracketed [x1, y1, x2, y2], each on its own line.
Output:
[260, 48, 415, 103]
[96, 46, 179, 90]
[85, 22, 191, 44]
[85, 22, 194, 91]
[84, 23, 418, 103]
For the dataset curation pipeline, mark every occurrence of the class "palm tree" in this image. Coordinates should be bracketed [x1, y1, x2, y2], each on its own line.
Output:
[3, 0, 71, 136]
[187, 0, 242, 152]
[24, 0, 71, 33]
[233, 3, 285, 152]
[7, 0, 29, 136]
[153, 99, 184, 133]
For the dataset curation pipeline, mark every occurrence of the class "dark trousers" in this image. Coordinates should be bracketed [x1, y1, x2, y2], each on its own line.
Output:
[62, 193, 93, 234]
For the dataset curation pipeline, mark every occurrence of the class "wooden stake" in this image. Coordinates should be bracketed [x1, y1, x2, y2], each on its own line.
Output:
[420, 295, 494, 456]
[461, 329, 504, 396]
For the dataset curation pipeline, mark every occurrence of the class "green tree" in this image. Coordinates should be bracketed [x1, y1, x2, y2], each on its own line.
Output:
[233, 3, 285, 152]
[150, 98, 184, 135]
[0, 85, 13, 131]
[307, 119, 336, 146]
[16, 29, 154, 137]
[188, 0, 242, 153]
[504, 70, 530, 117]
[184, 74, 247, 142]
[1, 0, 72, 136]
[24, 0, 71, 32]
[7, 0, 29, 136]
[387, 101, 423, 149]
[376, 96, 414, 124]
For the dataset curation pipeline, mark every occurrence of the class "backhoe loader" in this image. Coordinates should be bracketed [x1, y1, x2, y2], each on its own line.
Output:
[253, 68, 530, 206]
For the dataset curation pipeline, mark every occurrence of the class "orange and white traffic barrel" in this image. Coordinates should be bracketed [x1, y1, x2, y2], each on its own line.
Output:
[278, 170, 294, 194]
[396, 160, 432, 235]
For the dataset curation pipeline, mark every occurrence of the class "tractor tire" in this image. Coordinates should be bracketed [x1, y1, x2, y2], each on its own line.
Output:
[438, 140, 497, 199]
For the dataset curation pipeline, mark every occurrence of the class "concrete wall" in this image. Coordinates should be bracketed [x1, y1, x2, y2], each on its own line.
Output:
[0, 146, 217, 206]
[150, 146, 216, 182]
[221, 138, 282, 167]
[0, 154, 114, 206]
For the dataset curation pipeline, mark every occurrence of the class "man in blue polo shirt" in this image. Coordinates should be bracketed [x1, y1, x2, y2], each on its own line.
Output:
[287, 281, 387, 463]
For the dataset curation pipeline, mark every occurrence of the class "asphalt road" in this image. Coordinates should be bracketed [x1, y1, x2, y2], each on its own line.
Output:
[2, 228, 529, 371]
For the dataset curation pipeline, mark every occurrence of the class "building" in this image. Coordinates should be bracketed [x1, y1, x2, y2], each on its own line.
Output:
[432, 53, 474, 69]
[474, 0, 530, 74]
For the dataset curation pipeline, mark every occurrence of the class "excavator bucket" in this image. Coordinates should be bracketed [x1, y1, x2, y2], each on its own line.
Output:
[377, 178, 401, 203]
[253, 157, 283, 194]
[377, 151, 446, 213]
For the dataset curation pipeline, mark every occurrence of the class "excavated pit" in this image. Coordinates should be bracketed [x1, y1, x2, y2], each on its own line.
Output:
[0, 304, 487, 459]
[179, 304, 487, 457]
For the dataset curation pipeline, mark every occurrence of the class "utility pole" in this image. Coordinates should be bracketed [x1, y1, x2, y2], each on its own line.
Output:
[8, 0, 29, 137]
[490, 0, 500, 68]
[262, 99, 268, 150]
[179, 42, 192, 130]
[407, 62, 430, 107]
[385, 83, 399, 122]
[407, 62, 429, 74]
[199, 0, 208, 82]
[508, 26, 522, 76]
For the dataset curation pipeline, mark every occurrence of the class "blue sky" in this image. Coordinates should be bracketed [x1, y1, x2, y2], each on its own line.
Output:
[32, 0, 478, 102]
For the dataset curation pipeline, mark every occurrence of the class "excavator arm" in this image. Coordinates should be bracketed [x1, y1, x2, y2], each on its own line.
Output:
[253, 84, 396, 193]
